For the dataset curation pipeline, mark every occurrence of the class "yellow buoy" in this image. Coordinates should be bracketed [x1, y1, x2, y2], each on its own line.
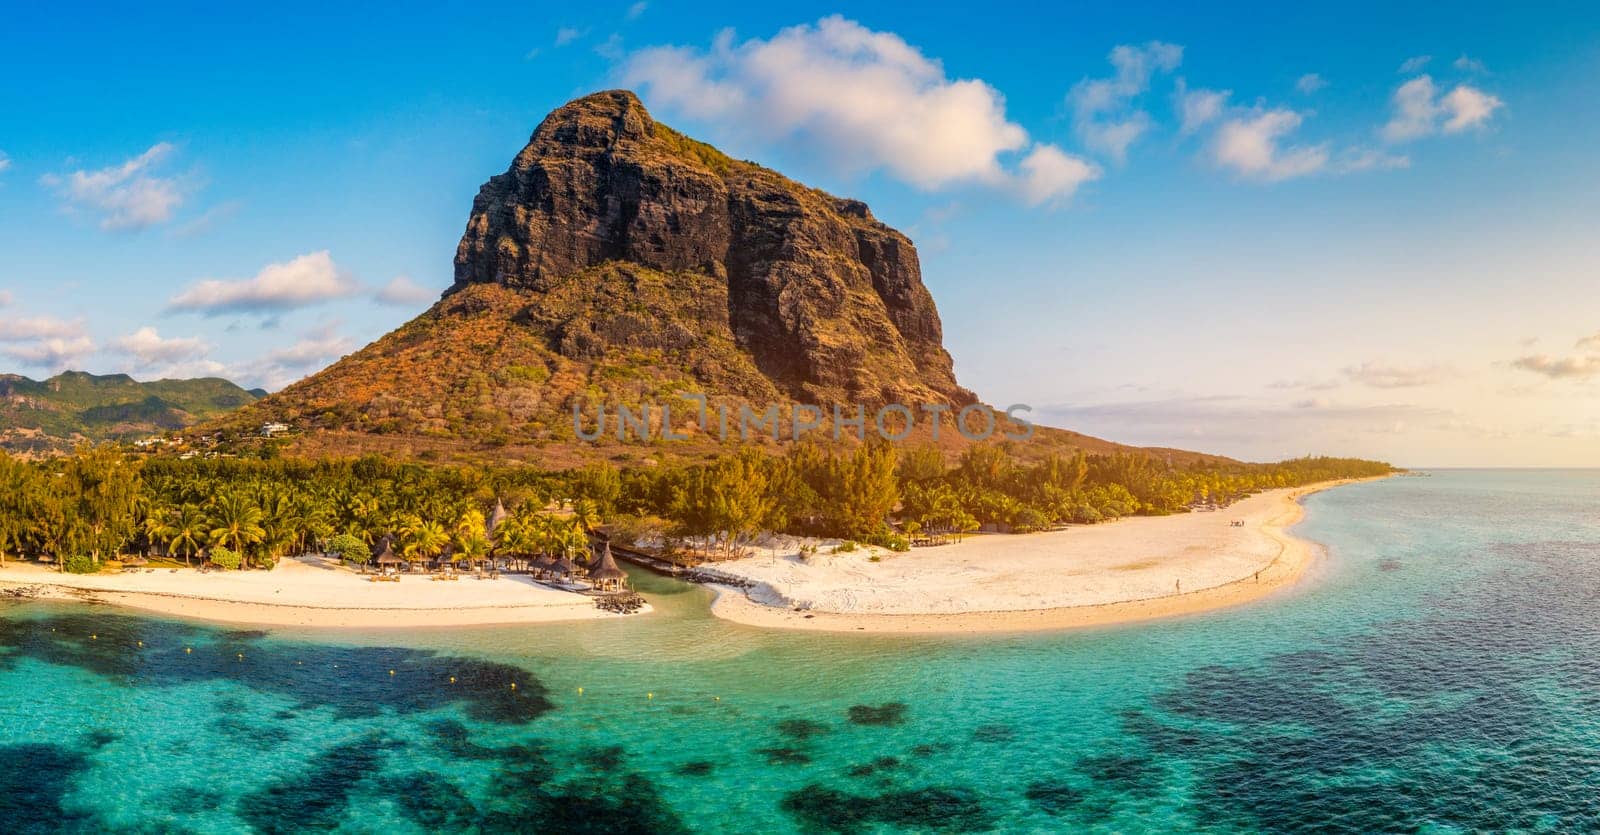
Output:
[449, 676, 456, 684]
[91, 634, 97, 640]
[577, 687, 584, 695]
[137, 641, 143, 648]
[647, 692, 654, 700]
[185, 647, 192, 654]
[389, 670, 396, 676]
[510, 682, 517, 690]
[714, 696, 721, 702]
[237, 653, 243, 660]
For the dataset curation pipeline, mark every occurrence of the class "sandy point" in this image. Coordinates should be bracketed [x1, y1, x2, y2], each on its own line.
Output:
[707, 477, 1384, 635]
[0, 553, 646, 628]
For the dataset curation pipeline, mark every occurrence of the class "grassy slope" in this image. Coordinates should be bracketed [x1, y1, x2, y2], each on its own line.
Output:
[0, 371, 260, 453]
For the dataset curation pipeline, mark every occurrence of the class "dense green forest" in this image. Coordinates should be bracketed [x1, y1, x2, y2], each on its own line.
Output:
[0, 445, 1392, 573]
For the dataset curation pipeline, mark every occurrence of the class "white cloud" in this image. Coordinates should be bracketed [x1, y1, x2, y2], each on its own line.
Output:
[41, 143, 191, 230]
[1015, 145, 1099, 206]
[167, 251, 359, 315]
[1453, 54, 1488, 73]
[1512, 333, 1600, 380]
[1211, 109, 1329, 181]
[1175, 79, 1230, 135]
[1511, 353, 1600, 381]
[1382, 75, 1503, 142]
[0, 315, 86, 341]
[235, 322, 355, 390]
[1069, 41, 1183, 162]
[1440, 85, 1503, 132]
[1399, 55, 1432, 74]
[1295, 73, 1327, 94]
[619, 16, 1095, 204]
[1342, 361, 1453, 388]
[626, 1, 647, 20]
[555, 26, 583, 46]
[0, 290, 12, 307]
[1335, 146, 1411, 173]
[374, 275, 439, 306]
[0, 151, 10, 173]
[113, 326, 211, 366]
[1, 336, 96, 370]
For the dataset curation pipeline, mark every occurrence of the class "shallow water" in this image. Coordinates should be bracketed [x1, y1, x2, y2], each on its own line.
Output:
[3, 471, 1598, 833]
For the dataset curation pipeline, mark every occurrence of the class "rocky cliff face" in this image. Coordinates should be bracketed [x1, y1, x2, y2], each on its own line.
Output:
[451, 90, 971, 406]
[217, 91, 999, 462]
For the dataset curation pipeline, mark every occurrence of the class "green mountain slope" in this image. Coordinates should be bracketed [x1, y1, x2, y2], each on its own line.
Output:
[0, 371, 261, 455]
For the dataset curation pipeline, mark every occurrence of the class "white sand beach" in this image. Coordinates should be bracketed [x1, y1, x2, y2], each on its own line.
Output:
[707, 479, 1375, 634]
[0, 554, 643, 628]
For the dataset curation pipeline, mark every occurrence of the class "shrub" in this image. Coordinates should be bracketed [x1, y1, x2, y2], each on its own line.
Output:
[833, 541, 858, 554]
[328, 534, 370, 565]
[209, 547, 242, 570]
[62, 554, 97, 574]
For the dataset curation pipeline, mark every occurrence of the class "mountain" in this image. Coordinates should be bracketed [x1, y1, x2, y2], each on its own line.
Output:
[214, 90, 1224, 467]
[0, 371, 262, 456]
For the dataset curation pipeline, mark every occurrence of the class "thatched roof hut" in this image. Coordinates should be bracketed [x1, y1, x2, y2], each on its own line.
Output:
[487, 499, 509, 537]
[374, 537, 401, 567]
[548, 555, 578, 577]
[588, 542, 627, 592]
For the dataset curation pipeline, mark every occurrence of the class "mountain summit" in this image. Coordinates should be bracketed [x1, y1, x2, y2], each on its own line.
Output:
[451, 89, 971, 406]
[222, 90, 997, 461]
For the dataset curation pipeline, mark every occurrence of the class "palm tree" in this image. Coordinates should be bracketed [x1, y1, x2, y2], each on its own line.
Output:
[207, 493, 265, 566]
[146, 504, 207, 567]
[399, 516, 448, 566]
[570, 498, 601, 535]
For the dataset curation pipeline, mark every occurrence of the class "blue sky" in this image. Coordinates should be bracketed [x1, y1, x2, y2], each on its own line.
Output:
[2, 2, 1598, 465]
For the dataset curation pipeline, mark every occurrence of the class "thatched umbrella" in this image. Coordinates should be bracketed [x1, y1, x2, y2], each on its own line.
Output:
[548, 555, 578, 579]
[587, 542, 627, 592]
[374, 537, 401, 571]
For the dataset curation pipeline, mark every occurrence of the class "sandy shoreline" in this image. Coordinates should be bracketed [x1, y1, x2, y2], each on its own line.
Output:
[0, 554, 645, 628]
[707, 478, 1381, 634]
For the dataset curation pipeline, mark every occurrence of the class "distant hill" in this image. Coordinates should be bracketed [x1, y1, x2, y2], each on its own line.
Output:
[0, 371, 262, 456]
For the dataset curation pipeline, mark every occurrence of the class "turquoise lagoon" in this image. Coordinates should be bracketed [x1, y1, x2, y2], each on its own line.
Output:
[3, 470, 1599, 832]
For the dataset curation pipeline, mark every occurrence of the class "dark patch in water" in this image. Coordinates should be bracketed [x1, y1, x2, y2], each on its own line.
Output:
[1378, 558, 1402, 571]
[378, 772, 479, 831]
[1023, 780, 1087, 816]
[907, 742, 949, 758]
[579, 744, 627, 771]
[212, 714, 291, 747]
[1074, 752, 1160, 795]
[970, 723, 1014, 743]
[235, 733, 402, 833]
[781, 784, 994, 833]
[0, 613, 553, 725]
[83, 729, 119, 750]
[759, 746, 813, 766]
[424, 719, 542, 764]
[479, 769, 692, 834]
[272, 709, 298, 721]
[676, 760, 715, 777]
[776, 717, 831, 740]
[0, 743, 96, 832]
[846, 702, 907, 726]
[845, 756, 902, 778]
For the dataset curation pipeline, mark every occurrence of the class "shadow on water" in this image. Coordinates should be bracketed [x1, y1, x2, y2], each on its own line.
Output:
[0, 611, 552, 724]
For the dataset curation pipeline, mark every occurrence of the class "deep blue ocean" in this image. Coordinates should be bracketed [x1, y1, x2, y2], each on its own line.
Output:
[2, 470, 1598, 833]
